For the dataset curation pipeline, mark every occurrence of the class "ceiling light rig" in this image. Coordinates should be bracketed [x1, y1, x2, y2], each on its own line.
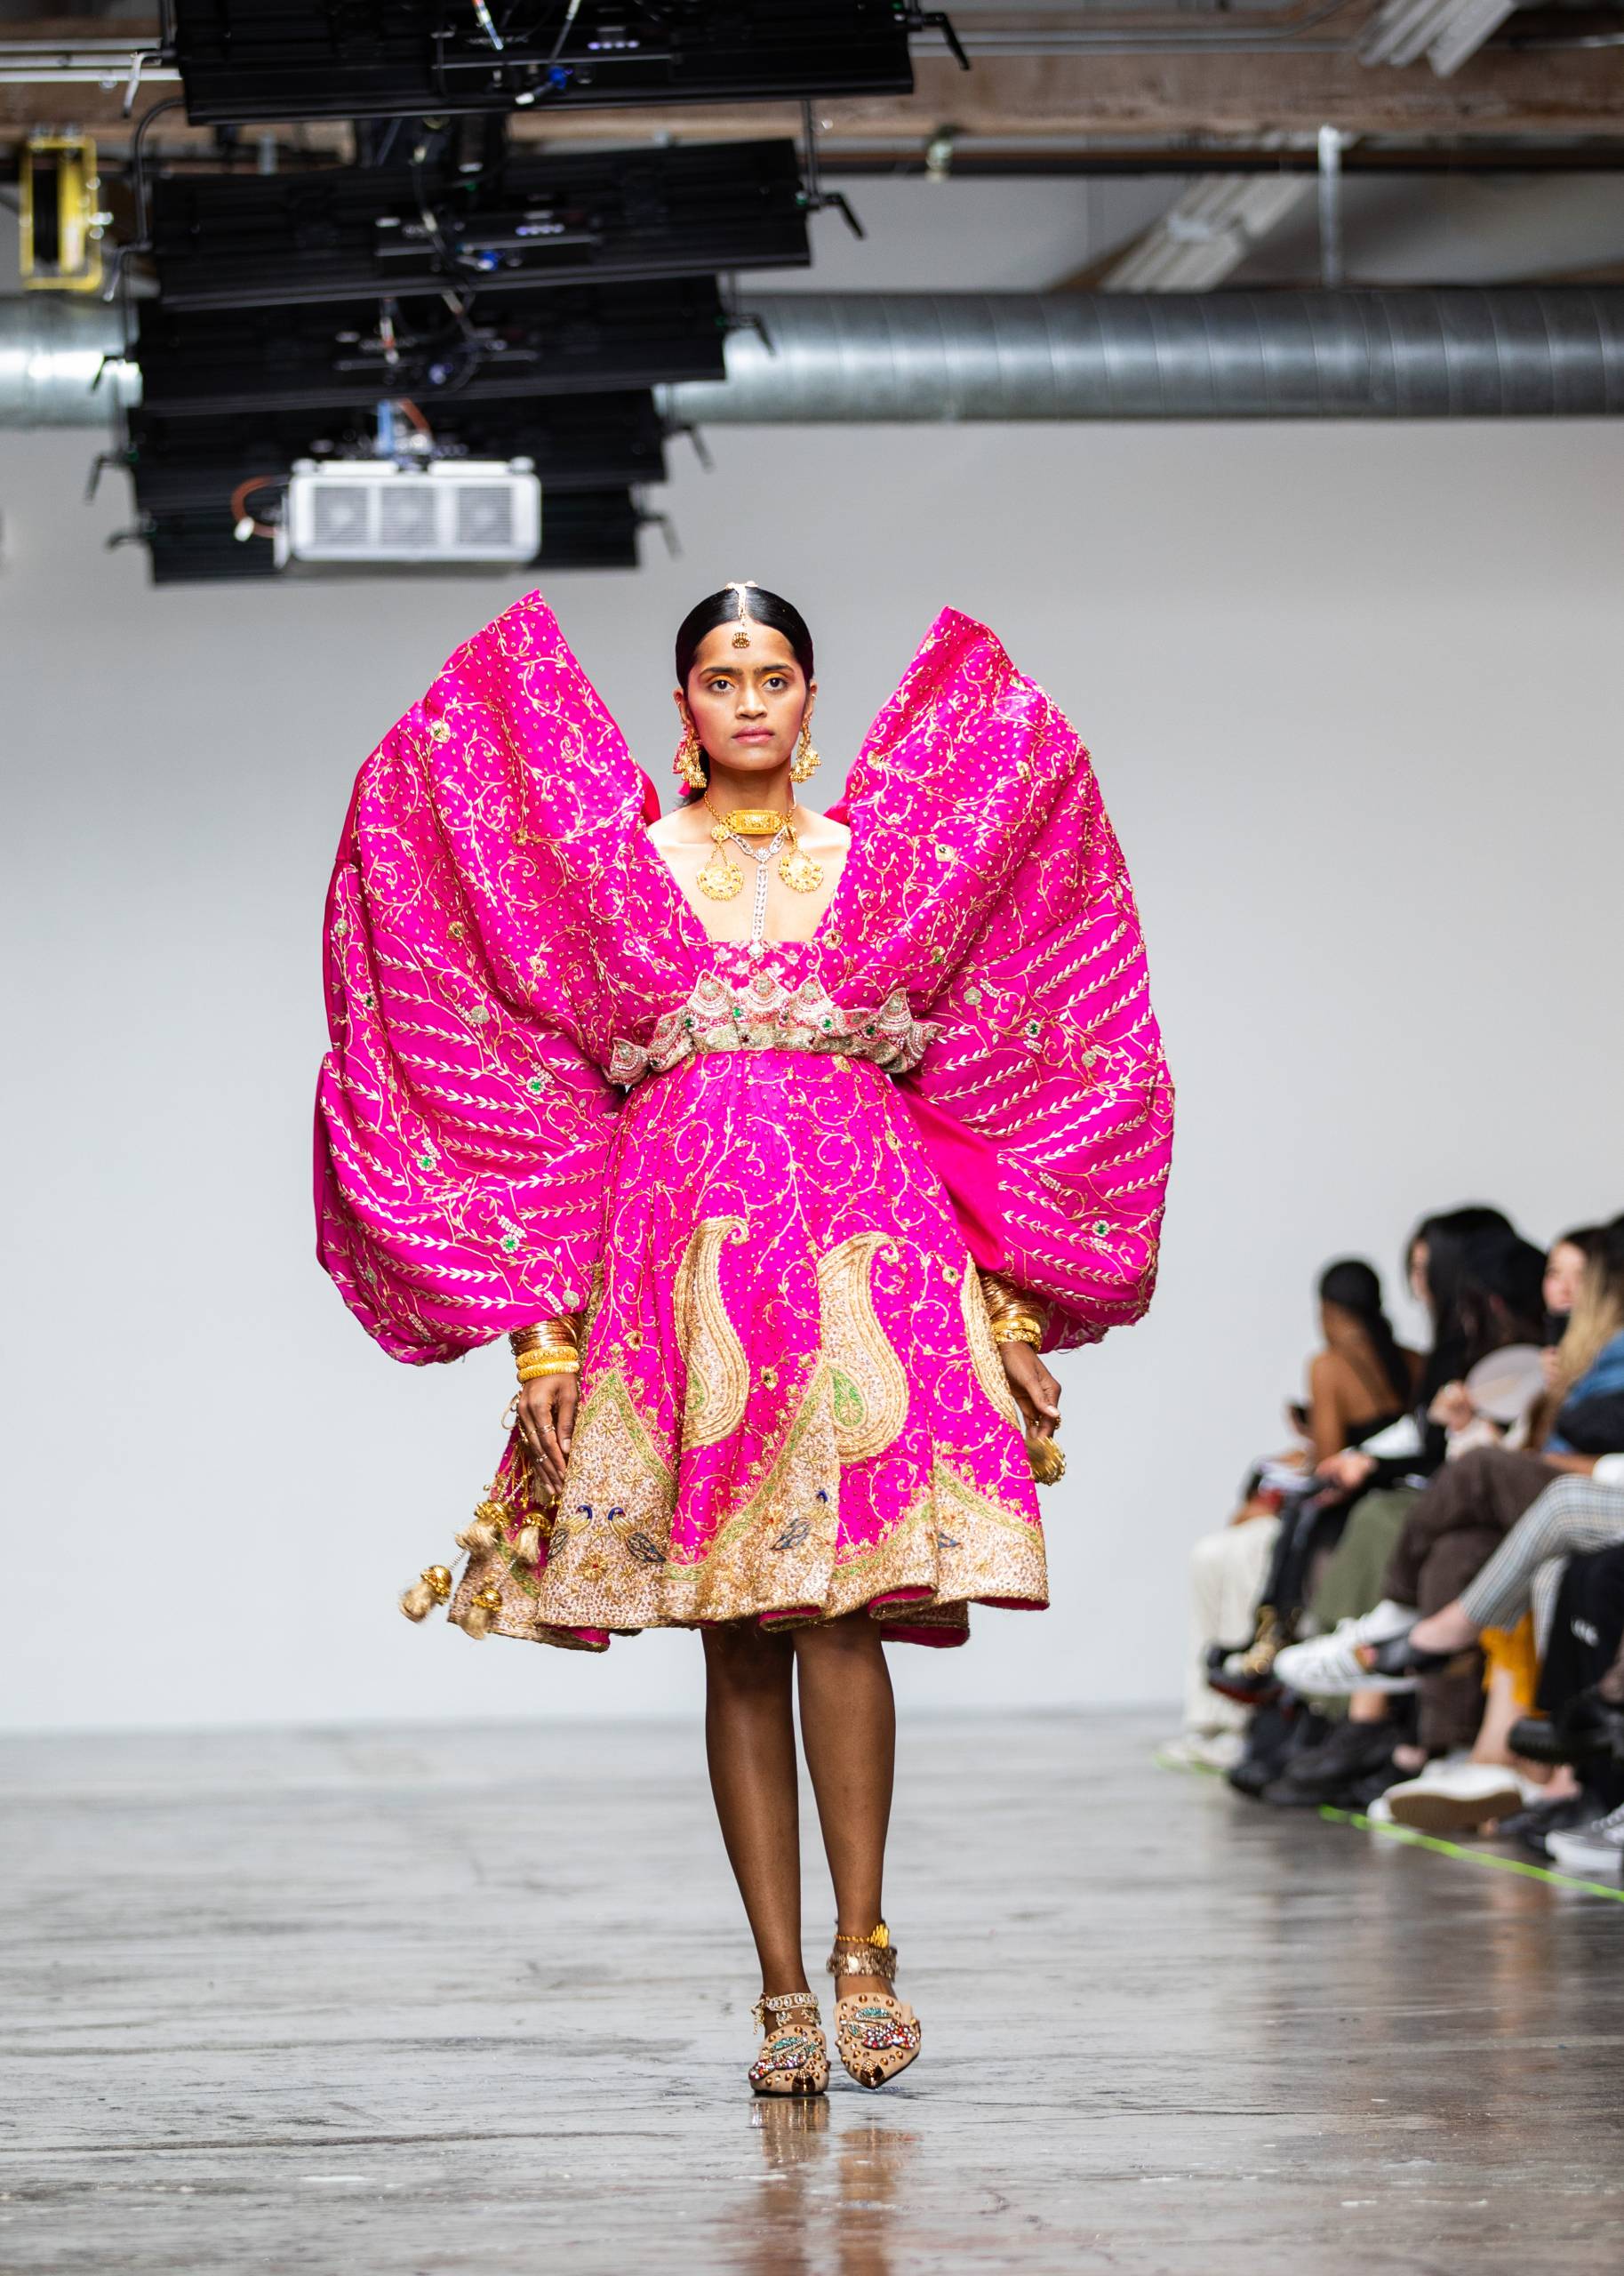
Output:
[96, 1, 965, 581]
[171, 2, 949, 124]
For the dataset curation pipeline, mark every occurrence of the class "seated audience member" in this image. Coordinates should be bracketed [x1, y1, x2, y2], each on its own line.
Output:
[1169, 1258, 1420, 1768]
[1274, 1215, 1624, 1823]
[1220, 1211, 1516, 1732]
[1516, 1536, 1624, 1873]
[1250, 1213, 1554, 1806]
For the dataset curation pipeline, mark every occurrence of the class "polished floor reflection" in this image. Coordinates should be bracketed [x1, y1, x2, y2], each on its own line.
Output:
[4, 1712, 1622, 2273]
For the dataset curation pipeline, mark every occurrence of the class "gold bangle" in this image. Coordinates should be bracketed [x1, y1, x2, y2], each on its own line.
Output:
[517, 1354, 580, 1379]
[980, 1270, 1049, 1342]
[511, 1316, 580, 1358]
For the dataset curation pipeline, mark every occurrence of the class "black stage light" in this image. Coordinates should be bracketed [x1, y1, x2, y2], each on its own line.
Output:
[150, 140, 807, 312]
[174, 1, 932, 124]
[125, 396, 667, 515]
[133, 279, 724, 415]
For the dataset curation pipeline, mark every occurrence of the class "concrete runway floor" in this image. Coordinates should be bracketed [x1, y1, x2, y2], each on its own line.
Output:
[3, 1711, 1622, 2274]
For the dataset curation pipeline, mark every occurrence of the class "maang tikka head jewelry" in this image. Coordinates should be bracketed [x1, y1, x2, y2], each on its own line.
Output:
[725, 579, 757, 647]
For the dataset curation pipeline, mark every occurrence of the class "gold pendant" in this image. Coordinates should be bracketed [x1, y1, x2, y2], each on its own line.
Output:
[697, 850, 744, 901]
[778, 847, 824, 894]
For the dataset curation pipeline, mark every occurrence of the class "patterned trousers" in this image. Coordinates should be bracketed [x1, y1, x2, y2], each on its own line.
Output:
[1460, 1475, 1624, 1651]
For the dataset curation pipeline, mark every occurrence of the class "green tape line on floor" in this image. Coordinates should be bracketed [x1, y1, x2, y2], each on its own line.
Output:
[1319, 1805, 1624, 1904]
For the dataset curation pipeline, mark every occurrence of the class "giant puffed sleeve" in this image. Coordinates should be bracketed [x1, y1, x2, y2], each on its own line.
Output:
[826, 610, 1173, 1353]
[315, 594, 660, 1364]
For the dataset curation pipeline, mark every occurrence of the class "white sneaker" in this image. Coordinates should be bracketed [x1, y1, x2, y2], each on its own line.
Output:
[1156, 1731, 1246, 1774]
[1382, 1759, 1530, 1834]
[1547, 1800, 1624, 1879]
[1274, 1601, 1420, 1697]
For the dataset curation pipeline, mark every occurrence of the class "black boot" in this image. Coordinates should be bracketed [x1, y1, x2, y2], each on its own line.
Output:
[1260, 1715, 1398, 1807]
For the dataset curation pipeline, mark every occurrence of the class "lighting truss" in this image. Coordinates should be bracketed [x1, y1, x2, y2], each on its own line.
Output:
[132, 279, 726, 414]
[149, 139, 808, 311]
[173, 1, 932, 123]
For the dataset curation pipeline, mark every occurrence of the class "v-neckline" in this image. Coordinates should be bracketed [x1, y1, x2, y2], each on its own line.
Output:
[639, 807, 857, 960]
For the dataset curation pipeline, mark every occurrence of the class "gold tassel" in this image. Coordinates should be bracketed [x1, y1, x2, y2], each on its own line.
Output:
[458, 1581, 505, 1640]
[1028, 1431, 1066, 1486]
[515, 1522, 542, 1564]
[400, 1565, 453, 1622]
[455, 1501, 508, 1555]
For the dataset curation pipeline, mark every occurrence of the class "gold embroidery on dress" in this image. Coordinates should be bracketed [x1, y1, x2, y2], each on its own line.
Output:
[661, 1358, 842, 1627]
[672, 1215, 751, 1450]
[960, 1265, 1026, 1431]
[816, 1232, 910, 1463]
[532, 1366, 677, 1631]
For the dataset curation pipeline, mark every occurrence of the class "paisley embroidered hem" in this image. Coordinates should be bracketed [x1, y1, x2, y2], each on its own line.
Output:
[607, 966, 941, 1089]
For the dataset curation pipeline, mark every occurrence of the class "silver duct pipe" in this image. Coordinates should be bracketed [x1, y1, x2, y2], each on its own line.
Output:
[0, 298, 138, 426]
[5, 290, 1623, 429]
[667, 290, 1624, 421]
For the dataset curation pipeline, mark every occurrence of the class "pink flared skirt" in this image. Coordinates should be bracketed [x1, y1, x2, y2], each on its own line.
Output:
[452, 947, 1048, 1651]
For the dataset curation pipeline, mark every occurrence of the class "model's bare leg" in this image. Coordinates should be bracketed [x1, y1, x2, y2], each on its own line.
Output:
[793, 1613, 896, 2004]
[702, 1623, 811, 2005]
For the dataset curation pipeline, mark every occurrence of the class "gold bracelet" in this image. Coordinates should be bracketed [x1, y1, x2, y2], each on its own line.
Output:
[517, 1353, 580, 1380]
[510, 1319, 579, 1356]
[979, 1271, 1049, 1341]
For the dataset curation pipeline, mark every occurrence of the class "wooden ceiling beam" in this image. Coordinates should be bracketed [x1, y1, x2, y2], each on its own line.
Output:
[4, 12, 1624, 148]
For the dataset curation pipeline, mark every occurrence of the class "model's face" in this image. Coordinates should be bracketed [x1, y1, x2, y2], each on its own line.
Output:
[676, 623, 813, 787]
[1545, 1240, 1588, 1318]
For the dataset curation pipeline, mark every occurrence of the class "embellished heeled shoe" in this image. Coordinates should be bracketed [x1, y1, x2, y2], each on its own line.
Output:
[748, 1992, 829, 2098]
[826, 1922, 922, 2090]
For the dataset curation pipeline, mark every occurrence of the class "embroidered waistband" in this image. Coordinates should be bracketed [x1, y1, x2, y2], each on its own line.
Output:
[608, 969, 941, 1089]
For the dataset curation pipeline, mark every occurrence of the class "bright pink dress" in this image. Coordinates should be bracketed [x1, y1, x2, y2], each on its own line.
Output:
[316, 595, 1172, 1650]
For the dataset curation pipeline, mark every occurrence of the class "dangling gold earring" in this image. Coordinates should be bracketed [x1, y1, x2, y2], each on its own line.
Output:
[790, 709, 820, 784]
[673, 718, 707, 791]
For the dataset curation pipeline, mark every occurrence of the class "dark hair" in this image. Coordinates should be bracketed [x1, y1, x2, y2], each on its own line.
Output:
[1405, 1205, 1515, 1398]
[1317, 1257, 1412, 1407]
[1553, 1224, 1607, 1262]
[672, 584, 815, 800]
[1452, 1229, 1548, 1370]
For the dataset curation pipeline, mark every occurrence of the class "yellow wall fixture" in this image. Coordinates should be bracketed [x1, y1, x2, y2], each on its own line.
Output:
[20, 133, 107, 294]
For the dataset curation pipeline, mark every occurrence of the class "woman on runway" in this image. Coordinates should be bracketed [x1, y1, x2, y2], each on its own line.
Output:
[316, 582, 1172, 2096]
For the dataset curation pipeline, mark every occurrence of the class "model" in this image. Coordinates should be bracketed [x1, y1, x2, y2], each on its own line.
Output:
[316, 581, 1172, 2096]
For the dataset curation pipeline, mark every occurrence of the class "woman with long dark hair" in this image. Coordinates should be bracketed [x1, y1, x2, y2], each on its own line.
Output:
[1173, 1254, 1419, 1768]
[316, 582, 1172, 2095]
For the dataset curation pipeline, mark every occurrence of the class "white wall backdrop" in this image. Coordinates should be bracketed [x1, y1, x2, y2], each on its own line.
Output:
[4, 413, 1621, 1732]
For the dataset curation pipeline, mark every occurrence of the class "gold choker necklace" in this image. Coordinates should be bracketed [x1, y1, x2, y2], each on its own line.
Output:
[716, 806, 789, 837]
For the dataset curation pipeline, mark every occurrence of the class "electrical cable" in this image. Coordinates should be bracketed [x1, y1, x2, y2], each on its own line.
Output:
[229, 472, 284, 541]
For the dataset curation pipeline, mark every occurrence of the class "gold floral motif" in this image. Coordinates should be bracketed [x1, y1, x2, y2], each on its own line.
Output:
[672, 1215, 751, 1450]
[815, 1232, 910, 1464]
[960, 1265, 1026, 1432]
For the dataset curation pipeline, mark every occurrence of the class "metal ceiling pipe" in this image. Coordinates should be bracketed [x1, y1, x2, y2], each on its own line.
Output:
[0, 298, 139, 425]
[666, 290, 1624, 421]
[4, 290, 1624, 429]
